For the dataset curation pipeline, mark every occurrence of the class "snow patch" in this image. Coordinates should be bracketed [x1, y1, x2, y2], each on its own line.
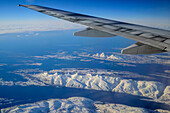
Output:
[107, 54, 119, 60]
[159, 86, 170, 104]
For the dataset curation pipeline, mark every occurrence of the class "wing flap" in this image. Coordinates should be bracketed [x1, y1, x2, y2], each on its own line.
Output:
[74, 28, 116, 37]
[121, 42, 166, 55]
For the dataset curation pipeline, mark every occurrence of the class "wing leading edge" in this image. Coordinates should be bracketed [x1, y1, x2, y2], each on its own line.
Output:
[18, 4, 170, 55]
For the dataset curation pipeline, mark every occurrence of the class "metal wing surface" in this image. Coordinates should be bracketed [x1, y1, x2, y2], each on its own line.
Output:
[19, 4, 170, 55]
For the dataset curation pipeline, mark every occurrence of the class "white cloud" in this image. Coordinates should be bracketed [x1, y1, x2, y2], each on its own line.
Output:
[34, 33, 39, 36]
[0, 19, 84, 34]
[34, 52, 80, 60]
[16, 35, 21, 37]
[117, 63, 136, 67]
[25, 63, 42, 66]
[0, 64, 7, 66]
[164, 70, 170, 74]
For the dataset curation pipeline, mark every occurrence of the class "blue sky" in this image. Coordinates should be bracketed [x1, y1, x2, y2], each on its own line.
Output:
[1, 0, 170, 20]
[0, 0, 170, 34]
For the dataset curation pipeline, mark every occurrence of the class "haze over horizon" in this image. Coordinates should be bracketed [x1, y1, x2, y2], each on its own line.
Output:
[0, 0, 170, 34]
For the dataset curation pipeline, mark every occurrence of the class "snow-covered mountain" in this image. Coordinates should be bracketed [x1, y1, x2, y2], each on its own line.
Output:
[3, 68, 169, 100]
[1, 97, 154, 113]
[28, 69, 166, 99]
[1, 68, 169, 112]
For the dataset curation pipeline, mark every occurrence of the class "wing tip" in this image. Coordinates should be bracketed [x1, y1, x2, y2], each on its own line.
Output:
[18, 4, 22, 6]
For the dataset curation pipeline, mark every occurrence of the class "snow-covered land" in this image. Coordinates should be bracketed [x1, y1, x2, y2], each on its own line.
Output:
[8, 68, 167, 100]
[0, 98, 14, 106]
[1, 68, 169, 101]
[1, 68, 169, 112]
[28, 70, 165, 99]
[77, 52, 170, 65]
[1, 97, 151, 113]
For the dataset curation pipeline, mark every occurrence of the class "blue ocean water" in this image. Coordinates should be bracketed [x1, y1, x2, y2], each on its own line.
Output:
[0, 30, 169, 110]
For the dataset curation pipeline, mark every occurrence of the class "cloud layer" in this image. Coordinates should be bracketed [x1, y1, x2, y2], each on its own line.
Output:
[0, 19, 83, 34]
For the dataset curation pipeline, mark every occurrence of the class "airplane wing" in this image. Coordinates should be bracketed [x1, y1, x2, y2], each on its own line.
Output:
[18, 4, 170, 55]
